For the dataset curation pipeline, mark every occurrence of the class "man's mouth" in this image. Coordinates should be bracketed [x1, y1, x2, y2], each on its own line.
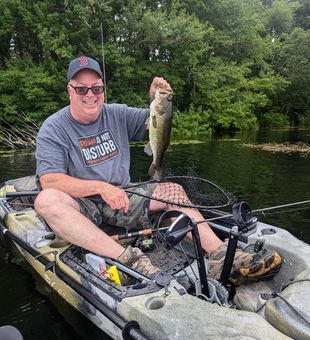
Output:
[84, 101, 96, 105]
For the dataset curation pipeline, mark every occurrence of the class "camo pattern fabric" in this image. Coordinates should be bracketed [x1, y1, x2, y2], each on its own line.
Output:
[76, 182, 160, 232]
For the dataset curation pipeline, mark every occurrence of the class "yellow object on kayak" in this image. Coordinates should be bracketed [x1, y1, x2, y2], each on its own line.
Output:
[103, 266, 121, 285]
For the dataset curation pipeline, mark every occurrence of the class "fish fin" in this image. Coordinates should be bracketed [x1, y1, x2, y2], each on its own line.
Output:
[148, 164, 162, 181]
[148, 163, 156, 178]
[144, 142, 153, 156]
[166, 142, 173, 152]
[145, 117, 150, 125]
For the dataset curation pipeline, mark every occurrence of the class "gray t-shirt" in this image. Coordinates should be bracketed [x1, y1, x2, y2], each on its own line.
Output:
[36, 104, 149, 195]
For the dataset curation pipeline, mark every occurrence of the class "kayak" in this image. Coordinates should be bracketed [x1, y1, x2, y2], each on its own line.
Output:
[1, 175, 310, 340]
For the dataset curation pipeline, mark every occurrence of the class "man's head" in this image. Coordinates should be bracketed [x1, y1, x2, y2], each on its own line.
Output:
[67, 56, 104, 123]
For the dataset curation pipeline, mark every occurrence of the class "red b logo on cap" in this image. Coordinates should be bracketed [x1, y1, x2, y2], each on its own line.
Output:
[79, 57, 88, 66]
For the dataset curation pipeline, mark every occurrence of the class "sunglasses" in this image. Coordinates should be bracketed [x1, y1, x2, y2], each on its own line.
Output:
[69, 83, 104, 95]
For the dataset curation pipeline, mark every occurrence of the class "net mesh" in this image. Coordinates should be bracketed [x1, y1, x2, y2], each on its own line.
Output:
[124, 167, 237, 210]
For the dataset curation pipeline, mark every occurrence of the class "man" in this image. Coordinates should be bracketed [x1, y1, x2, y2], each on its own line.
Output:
[35, 56, 281, 284]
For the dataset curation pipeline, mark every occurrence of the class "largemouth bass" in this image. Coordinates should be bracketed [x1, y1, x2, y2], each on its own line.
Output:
[144, 86, 173, 181]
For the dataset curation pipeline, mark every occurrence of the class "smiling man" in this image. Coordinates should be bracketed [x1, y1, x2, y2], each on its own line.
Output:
[35, 56, 172, 277]
[34, 56, 281, 283]
[67, 58, 105, 123]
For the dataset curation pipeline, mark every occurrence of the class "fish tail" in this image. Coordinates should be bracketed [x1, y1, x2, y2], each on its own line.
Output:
[148, 163, 162, 181]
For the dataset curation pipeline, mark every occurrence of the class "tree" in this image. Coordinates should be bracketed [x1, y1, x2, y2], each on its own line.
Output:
[273, 27, 310, 124]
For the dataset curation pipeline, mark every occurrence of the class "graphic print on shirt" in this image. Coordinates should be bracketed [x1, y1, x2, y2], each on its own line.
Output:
[77, 129, 120, 167]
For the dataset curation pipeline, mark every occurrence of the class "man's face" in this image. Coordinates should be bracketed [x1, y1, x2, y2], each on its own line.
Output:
[68, 69, 104, 123]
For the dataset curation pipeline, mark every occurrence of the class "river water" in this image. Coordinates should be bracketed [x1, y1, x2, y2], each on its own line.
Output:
[1, 129, 310, 339]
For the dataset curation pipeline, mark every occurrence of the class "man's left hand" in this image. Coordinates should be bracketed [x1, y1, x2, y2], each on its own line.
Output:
[150, 77, 171, 101]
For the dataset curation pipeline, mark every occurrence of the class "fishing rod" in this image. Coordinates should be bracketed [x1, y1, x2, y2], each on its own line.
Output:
[196, 199, 310, 223]
[0, 191, 40, 197]
[100, 22, 107, 104]
[0, 222, 150, 340]
[252, 200, 310, 214]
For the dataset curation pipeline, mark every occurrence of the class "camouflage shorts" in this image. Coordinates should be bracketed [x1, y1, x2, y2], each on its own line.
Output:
[76, 182, 161, 233]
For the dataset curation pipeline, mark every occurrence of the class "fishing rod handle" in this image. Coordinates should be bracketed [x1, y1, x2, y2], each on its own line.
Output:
[111, 229, 152, 241]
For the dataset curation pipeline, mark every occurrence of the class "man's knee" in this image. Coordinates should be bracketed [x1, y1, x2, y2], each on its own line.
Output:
[34, 188, 78, 215]
[35, 188, 57, 212]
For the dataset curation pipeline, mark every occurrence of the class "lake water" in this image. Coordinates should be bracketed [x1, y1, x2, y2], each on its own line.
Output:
[1, 129, 310, 339]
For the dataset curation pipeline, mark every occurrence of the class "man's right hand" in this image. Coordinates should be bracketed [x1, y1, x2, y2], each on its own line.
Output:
[40, 173, 130, 213]
[99, 183, 130, 213]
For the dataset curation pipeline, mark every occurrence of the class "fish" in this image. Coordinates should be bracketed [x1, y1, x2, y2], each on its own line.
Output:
[144, 86, 173, 181]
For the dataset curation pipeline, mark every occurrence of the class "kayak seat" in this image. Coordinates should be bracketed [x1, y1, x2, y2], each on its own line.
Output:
[14, 175, 38, 192]
[14, 175, 39, 206]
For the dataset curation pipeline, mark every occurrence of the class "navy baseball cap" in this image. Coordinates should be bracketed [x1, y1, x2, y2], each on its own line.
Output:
[67, 56, 103, 81]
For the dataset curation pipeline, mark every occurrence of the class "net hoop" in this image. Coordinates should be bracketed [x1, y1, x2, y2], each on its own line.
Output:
[123, 176, 233, 210]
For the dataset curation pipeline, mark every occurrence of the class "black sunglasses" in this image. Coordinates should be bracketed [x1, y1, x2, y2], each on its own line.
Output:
[69, 84, 104, 95]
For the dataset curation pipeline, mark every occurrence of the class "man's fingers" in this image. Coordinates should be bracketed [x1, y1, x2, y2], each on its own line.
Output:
[108, 195, 129, 212]
[123, 196, 130, 213]
[150, 77, 171, 100]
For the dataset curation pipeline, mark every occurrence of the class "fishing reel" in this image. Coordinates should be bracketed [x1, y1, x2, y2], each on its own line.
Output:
[232, 201, 257, 233]
[134, 236, 154, 250]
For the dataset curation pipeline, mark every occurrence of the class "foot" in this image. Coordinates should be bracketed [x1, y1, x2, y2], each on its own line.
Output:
[117, 245, 160, 278]
[207, 241, 282, 286]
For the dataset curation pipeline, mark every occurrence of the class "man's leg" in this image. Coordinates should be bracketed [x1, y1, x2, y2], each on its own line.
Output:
[149, 182, 222, 253]
[35, 188, 160, 278]
[149, 182, 281, 285]
[34, 188, 125, 259]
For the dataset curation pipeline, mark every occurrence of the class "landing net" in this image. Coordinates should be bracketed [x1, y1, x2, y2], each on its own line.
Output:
[123, 167, 237, 210]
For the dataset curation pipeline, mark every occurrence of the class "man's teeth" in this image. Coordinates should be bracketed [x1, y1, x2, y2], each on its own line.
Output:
[85, 101, 95, 104]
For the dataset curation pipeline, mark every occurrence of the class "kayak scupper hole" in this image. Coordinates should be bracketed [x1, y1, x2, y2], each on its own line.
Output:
[145, 297, 165, 310]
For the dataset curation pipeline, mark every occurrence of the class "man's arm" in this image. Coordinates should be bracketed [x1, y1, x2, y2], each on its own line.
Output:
[40, 173, 130, 212]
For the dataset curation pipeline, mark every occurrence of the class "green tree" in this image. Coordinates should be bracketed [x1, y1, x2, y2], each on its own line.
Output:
[273, 27, 310, 124]
[264, 0, 300, 35]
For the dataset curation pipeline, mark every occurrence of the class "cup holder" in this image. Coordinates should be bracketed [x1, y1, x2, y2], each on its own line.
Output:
[145, 297, 166, 310]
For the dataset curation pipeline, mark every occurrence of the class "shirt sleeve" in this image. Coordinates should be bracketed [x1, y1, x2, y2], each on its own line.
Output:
[36, 119, 70, 178]
[125, 107, 149, 142]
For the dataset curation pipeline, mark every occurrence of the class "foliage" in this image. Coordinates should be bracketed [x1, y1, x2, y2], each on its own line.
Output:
[172, 104, 212, 135]
[273, 28, 310, 121]
[0, 58, 66, 124]
[0, 0, 310, 137]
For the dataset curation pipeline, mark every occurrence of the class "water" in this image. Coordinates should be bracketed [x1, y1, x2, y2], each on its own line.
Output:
[1, 129, 310, 339]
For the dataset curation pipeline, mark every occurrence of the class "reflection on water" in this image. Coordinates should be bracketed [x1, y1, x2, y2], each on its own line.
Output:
[1, 129, 310, 339]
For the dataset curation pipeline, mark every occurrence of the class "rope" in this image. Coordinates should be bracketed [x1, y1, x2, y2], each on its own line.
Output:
[275, 293, 310, 326]
[282, 278, 310, 290]
[255, 279, 310, 327]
